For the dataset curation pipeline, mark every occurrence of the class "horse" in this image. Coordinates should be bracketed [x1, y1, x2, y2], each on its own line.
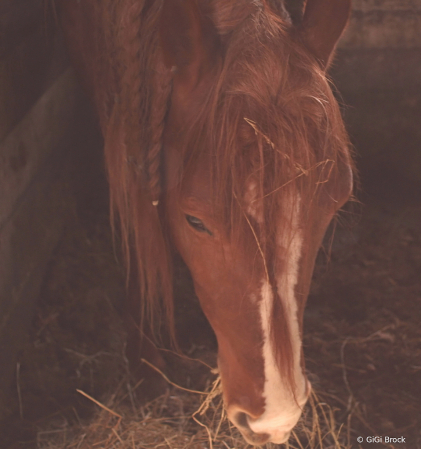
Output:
[58, 0, 353, 444]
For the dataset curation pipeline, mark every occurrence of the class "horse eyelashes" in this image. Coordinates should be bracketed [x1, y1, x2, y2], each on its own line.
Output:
[185, 215, 213, 235]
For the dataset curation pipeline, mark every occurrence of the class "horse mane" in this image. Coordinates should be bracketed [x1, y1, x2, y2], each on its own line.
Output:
[88, 0, 352, 389]
[86, 0, 174, 341]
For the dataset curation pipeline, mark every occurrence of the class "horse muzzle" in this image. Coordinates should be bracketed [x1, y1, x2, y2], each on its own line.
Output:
[227, 379, 312, 445]
[229, 409, 294, 445]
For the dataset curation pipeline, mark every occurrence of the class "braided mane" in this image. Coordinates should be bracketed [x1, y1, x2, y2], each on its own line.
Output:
[80, 0, 174, 338]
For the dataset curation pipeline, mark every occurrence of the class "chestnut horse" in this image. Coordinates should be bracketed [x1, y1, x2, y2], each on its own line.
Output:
[58, 0, 353, 444]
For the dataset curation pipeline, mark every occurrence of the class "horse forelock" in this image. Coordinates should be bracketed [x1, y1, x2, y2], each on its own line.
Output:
[180, 2, 352, 212]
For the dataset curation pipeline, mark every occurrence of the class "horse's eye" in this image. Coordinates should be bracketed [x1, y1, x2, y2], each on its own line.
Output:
[185, 215, 212, 235]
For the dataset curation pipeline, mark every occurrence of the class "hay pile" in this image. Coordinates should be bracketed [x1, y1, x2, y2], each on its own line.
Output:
[36, 361, 353, 449]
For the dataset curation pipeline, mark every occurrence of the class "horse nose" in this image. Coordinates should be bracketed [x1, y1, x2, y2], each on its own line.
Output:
[229, 410, 292, 445]
[226, 382, 310, 444]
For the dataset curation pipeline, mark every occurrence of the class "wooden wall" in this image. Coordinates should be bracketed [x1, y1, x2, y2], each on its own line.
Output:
[0, 0, 83, 411]
[331, 0, 421, 188]
[333, 0, 421, 92]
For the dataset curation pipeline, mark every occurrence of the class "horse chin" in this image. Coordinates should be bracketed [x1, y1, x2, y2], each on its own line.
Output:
[269, 431, 292, 444]
[238, 429, 272, 446]
[238, 428, 291, 446]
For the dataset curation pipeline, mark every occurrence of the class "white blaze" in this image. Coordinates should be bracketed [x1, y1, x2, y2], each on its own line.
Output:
[248, 194, 308, 444]
[245, 181, 263, 224]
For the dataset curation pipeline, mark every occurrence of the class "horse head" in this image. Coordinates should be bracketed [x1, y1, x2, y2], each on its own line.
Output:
[160, 0, 353, 444]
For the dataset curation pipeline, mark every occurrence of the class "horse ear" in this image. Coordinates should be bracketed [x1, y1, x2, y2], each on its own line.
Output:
[297, 0, 351, 69]
[159, 0, 219, 90]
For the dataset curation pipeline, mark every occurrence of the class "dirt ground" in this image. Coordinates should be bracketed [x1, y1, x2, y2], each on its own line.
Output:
[0, 91, 420, 449]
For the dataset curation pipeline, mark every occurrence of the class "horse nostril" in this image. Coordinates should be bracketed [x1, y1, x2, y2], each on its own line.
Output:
[234, 412, 270, 445]
[235, 411, 250, 429]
